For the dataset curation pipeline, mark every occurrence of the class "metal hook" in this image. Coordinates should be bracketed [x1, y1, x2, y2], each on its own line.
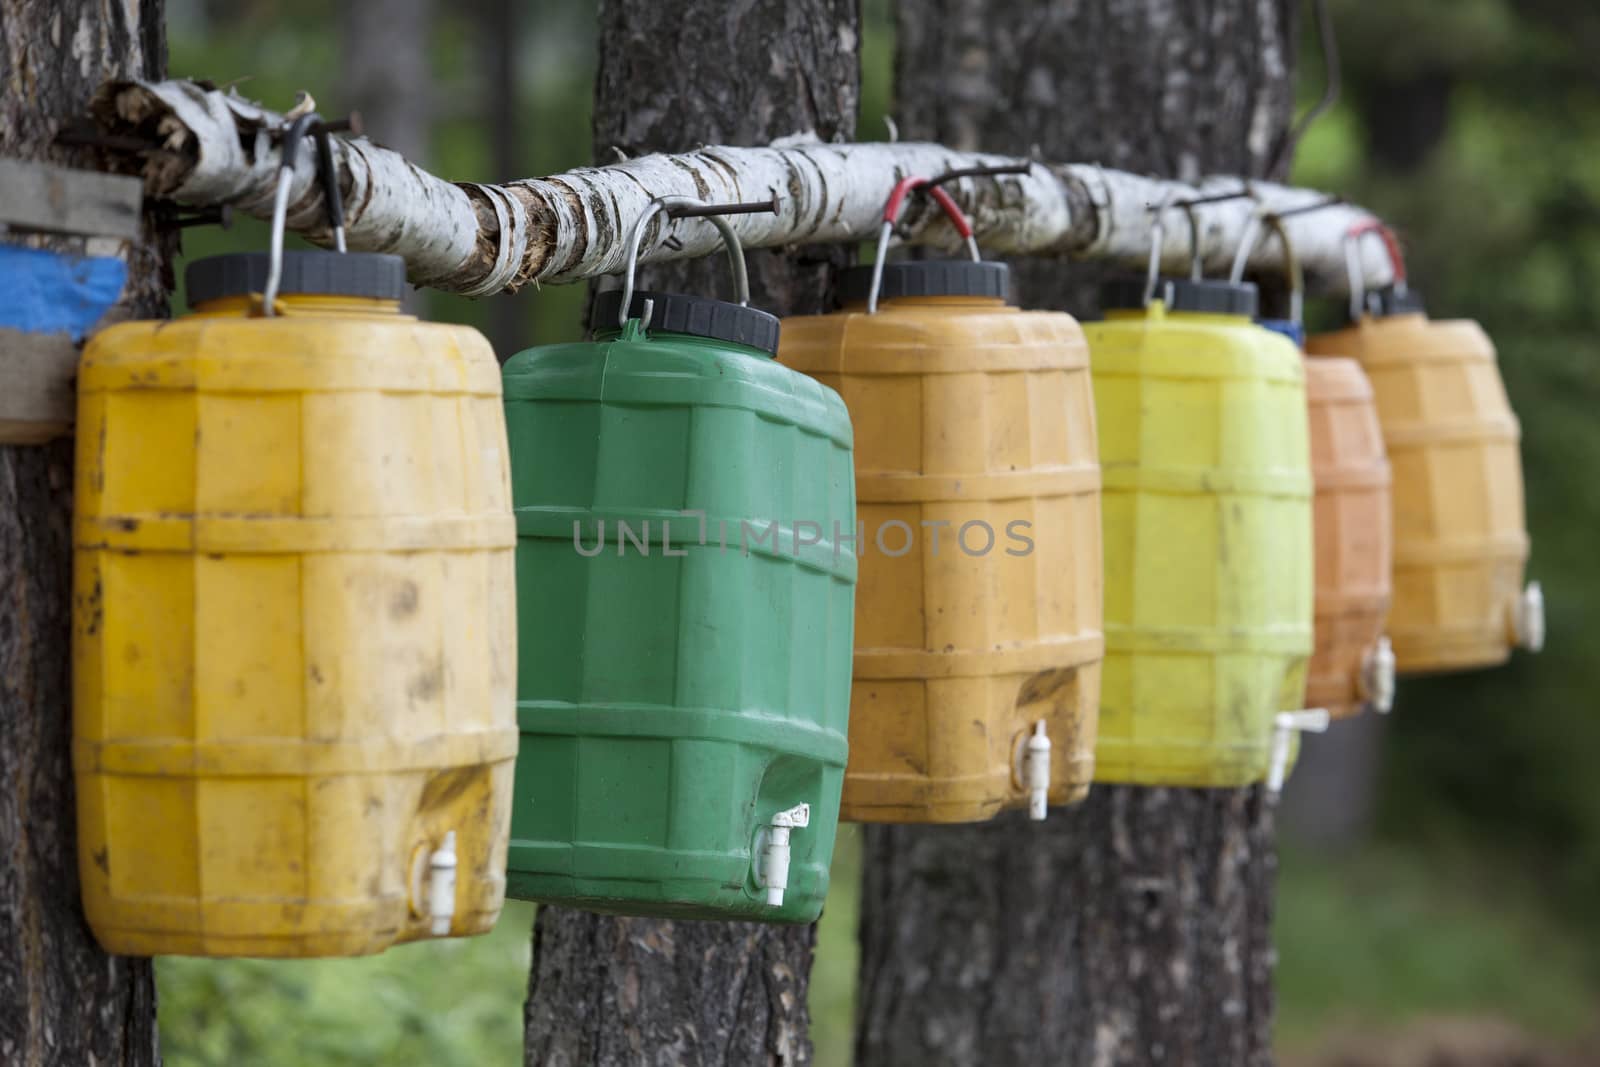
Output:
[1227, 195, 1342, 324]
[919, 161, 1033, 191]
[866, 175, 981, 314]
[1230, 208, 1304, 326]
[616, 195, 780, 330]
[262, 111, 359, 315]
[1343, 220, 1408, 321]
[1169, 186, 1254, 281]
[1142, 191, 1186, 306]
[263, 112, 319, 316]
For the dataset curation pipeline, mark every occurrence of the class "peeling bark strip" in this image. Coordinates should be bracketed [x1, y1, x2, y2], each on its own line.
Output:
[92, 78, 1398, 298]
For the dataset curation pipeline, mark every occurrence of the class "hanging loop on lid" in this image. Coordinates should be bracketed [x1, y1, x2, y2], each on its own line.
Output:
[1343, 219, 1408, 322]
[1166, 186, 1253, 282]
[1145, 187, 1256, 299]
[1141, 190, 1201, 304]
[867, 176, 978, 313]
[1230, 208, 1304, 326]
[616, 195, 779, 330]
[262, 110, 360, 316]
[863, 162, 1030, 313]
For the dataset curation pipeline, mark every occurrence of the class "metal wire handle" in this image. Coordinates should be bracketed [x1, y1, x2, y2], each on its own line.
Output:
[1142, 191, 1196, 304]
[1142, 187, 1265, 303]
[263, 111, 357, 315]
[1343, 220, 1408, 322]
[866, 175, 980, 314]
[617, 195, 778, 329]
[1230, 208, 1304, 326]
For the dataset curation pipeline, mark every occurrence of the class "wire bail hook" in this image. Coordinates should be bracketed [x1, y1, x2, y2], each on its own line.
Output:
[1343, 219, 1408, 322]
[864, 162, 1030, 314]
[616, 195, 779, 330]
[866, 177, 976, 314]
[1142, 192, 1195, 304]
[263, 111, 355, 316]
[1230, 207, 1304, 326]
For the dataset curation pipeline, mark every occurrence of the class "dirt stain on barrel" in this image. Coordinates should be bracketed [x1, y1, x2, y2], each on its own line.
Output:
[390, 580, 420, 619]
[408, 658, 444, 702]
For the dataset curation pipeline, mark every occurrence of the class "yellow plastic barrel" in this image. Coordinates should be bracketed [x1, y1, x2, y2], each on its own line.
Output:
[780, 254, 1103, 823]
[1307, 223, 1539, 673]
[1086, 278, 1314, 786]
[73, 251, 518, 957]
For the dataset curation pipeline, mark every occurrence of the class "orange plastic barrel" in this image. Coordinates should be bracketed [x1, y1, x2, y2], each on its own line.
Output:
[1303, 355, 1394, 716]
[781, 248, 1103, 823]
[1307, 227, 1539, 673]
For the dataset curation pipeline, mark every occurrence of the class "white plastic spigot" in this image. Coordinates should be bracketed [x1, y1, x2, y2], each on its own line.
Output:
[1267, 709, 1331, 794]
[1362, 636, 1397, 714]
[758, 803, 810, 908]
[1516, 581, 1545, 653]
[427, 831, 458, 936]
[1022, 721, 1051, 821]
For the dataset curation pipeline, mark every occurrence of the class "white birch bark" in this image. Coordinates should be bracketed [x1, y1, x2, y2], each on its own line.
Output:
[94, 79, 1399, 298]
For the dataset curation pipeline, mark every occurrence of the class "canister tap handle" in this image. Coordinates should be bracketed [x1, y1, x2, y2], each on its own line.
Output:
[427, 831, 458, 936]
[1267, 708, 1331, 795]
[755, 803, 811, 908]
[1361, 636, 1397, 714]
[617, 195, 781, 330]
[1022, 721, 1051, 821]
[1515, 580, 1545, 654]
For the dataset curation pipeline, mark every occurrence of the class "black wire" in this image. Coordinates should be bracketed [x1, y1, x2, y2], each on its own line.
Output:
[1267, 0, 1341, 177]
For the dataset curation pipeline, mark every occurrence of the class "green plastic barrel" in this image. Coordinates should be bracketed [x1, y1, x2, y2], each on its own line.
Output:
[501, 267, 856, 922]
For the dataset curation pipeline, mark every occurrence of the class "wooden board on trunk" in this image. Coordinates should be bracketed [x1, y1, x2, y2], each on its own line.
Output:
[0, 328, 77, 443]
[0, 158, 143, 240]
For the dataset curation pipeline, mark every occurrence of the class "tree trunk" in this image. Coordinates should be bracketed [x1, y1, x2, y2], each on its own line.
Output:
[338, 0, 433, 315]
[338, 0, 433, 164]
[0, 2, 171, 1064]
[855, 3, 1297, 1065]
[521, 3, 858, 1065]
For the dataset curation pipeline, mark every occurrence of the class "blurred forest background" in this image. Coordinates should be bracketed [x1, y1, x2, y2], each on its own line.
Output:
[154, 0, 1600, 1063]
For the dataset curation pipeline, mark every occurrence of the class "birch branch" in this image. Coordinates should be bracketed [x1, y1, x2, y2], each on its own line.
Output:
[92, 79, 1400, 298]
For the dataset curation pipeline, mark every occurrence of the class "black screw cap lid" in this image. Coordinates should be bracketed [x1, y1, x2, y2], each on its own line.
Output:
[838, 261, 1011, 305]
[186, 251, 407, 305]
[592, 289, 781, 355]
[1100, 277, 1260, 318]
[1358, 284, 1427, 319]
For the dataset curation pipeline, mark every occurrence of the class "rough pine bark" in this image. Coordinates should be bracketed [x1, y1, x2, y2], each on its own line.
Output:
[855, 3, 1298, 1066]
[521, 2, 859, 1065]
[0, 1, 172, 1064]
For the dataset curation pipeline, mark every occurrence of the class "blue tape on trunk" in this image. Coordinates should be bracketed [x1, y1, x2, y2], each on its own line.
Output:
[0, 245, 128, 342]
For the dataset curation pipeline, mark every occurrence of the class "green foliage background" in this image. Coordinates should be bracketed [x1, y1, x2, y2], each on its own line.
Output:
[154, 0, 1600, 1061]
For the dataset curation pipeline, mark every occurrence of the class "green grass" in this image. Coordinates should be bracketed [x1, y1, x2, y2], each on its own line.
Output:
[154, 842, 1599, 1064]
[1274, 845, 1597, 1050]
[157, 901, 534, 1067]
[811, 825, 864, 1066]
